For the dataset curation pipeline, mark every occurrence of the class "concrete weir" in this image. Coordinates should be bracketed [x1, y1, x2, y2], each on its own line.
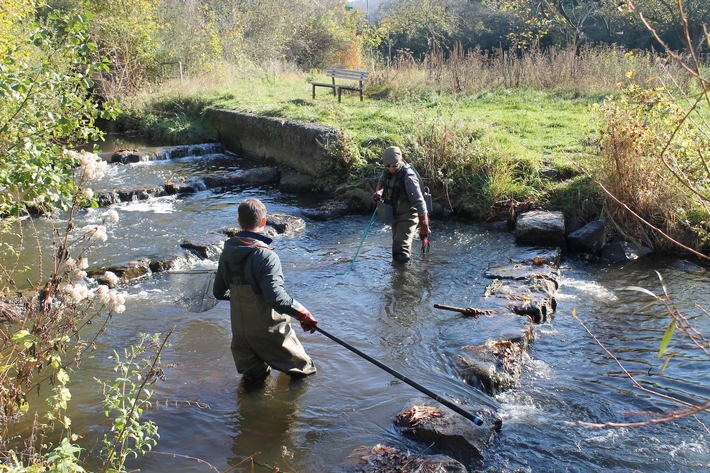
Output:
[205, 108, 344, 191]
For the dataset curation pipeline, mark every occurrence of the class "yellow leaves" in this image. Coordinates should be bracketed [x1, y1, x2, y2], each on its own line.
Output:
[57, 368, 70, 386]
[56, 386, 72, 410]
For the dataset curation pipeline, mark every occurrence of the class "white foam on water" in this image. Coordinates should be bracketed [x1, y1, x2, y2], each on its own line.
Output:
[524, 356, 553, 380]
[584, 427, 628, 445]
[560, 277, 619, 302]
[496, 391, 546, 423]
[120, 196, 176, 214]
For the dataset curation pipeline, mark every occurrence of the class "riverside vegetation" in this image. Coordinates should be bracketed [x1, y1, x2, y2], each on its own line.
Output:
[1, 0, 708, 471]
[119, 43, 710, 256]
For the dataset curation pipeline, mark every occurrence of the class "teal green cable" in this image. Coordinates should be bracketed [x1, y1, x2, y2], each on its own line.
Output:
[346, 208, 378, 273]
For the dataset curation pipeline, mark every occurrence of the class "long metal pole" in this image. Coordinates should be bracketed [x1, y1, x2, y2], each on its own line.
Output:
[314, 326, 484, 426]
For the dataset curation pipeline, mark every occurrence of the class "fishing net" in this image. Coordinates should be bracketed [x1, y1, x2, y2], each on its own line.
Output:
[170, 270, 219, 313]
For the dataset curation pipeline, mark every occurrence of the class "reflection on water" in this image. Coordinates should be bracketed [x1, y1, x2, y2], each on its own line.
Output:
[6, 149, 709, 472]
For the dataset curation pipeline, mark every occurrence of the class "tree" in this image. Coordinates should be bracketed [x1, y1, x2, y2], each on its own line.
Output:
[378, 0, 462, 59]
[621, 0, 710, 54]
[0, 1, 116, 218]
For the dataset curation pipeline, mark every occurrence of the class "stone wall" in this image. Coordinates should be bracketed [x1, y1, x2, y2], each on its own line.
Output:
[205, 108, 343, 179]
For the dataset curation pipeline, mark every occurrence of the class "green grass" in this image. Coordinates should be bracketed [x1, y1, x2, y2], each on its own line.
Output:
[119, 68, 604, 219]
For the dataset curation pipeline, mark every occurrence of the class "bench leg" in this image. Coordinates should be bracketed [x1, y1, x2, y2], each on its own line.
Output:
[337, 87, 342, 103]
[312, 84, 316, 99]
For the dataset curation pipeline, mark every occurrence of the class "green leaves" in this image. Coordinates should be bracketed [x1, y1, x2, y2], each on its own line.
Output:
[658, 319, 677, 359]
[0, 4, 116, 217]
[97, 333, 167, 472]
[11, 329, 38, 349]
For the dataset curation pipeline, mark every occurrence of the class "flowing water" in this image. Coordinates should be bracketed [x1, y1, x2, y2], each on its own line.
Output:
[9, 147, 710, 472]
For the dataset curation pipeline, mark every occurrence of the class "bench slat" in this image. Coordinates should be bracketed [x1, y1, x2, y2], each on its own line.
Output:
[326, 68, 368, 80]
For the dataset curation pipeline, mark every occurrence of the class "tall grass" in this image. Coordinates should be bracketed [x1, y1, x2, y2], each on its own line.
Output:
[595, 84, 710, 252]
[368, 44, 684, 99]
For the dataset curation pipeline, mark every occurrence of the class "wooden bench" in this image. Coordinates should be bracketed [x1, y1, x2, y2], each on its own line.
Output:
[311, 68, 369, 102]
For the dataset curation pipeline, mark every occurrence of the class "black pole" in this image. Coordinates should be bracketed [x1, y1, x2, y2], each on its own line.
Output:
[314, 326, 484, 426]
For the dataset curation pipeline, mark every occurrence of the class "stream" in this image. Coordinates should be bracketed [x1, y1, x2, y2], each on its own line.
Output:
[10, 144, 710, 472]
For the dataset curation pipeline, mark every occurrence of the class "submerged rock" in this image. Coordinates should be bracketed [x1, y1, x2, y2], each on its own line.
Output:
[202, 166, 280, 189]
[456, 339, 525, 395]
[601, 240, 652, 262]
[301, 201, 350, 221]
[339, 444, 468, 473]
[266, 214, 306, 236]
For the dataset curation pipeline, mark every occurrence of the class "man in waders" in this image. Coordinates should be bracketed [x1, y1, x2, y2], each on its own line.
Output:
[213, 198, 317, 383]
[372, 146, 431, 263]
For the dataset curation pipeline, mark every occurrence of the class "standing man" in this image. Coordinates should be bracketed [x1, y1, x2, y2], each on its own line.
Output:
[372, 146, 431, 263]
[213, 198, 317, 383]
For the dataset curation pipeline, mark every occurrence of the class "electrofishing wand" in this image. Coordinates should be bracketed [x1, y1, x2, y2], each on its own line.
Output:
[314, 326, 484, 426]
[345, 208, 378, 274]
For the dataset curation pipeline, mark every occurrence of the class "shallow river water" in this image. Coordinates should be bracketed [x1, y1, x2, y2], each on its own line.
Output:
[13, 147, 710, 472]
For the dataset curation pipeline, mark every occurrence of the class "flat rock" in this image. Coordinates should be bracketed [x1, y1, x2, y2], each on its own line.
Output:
[301, 201, 350, 221]
[180, 234, 226, 259]
[481, 278, 557, 323]
[601, 240, 652, 262]
[89, 257, 152, 286]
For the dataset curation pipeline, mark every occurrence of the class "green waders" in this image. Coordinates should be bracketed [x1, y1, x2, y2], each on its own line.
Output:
[391, 199, 419, 263]
[229, 283, 316, 381]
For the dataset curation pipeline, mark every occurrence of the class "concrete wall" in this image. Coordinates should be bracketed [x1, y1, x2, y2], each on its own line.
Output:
[205, 108, 343, 179]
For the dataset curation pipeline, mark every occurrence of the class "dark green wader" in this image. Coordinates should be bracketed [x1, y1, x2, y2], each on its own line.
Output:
[229, 283, 316, 381]
[391, 199, 418, 263]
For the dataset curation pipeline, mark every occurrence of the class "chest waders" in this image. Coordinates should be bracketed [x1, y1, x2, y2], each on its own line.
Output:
[383, 167, 419, 262]
[228, 279, 315, 381]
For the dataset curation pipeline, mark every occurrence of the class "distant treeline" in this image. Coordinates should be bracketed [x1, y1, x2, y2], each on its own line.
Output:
[35, 0, 710, 101]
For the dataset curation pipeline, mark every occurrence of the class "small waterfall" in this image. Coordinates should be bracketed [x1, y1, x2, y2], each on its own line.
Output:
[104, 143, 224, 163]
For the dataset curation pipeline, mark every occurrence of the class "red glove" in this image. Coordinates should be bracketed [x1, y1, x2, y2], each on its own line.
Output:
[418, 213, 431, 240]
[294, 307, 318, 334]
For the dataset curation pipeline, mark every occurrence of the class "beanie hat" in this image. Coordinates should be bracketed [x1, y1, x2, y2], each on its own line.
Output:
[382, 146, 402, 165]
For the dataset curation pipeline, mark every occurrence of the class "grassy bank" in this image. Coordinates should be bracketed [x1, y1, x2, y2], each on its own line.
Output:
[118, 64, 603, 222]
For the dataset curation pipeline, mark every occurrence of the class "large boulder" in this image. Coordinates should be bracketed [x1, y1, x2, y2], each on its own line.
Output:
[567, 220, 606, 255]
[394, 402, 501, 466]
[515, 210, 565, 247]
